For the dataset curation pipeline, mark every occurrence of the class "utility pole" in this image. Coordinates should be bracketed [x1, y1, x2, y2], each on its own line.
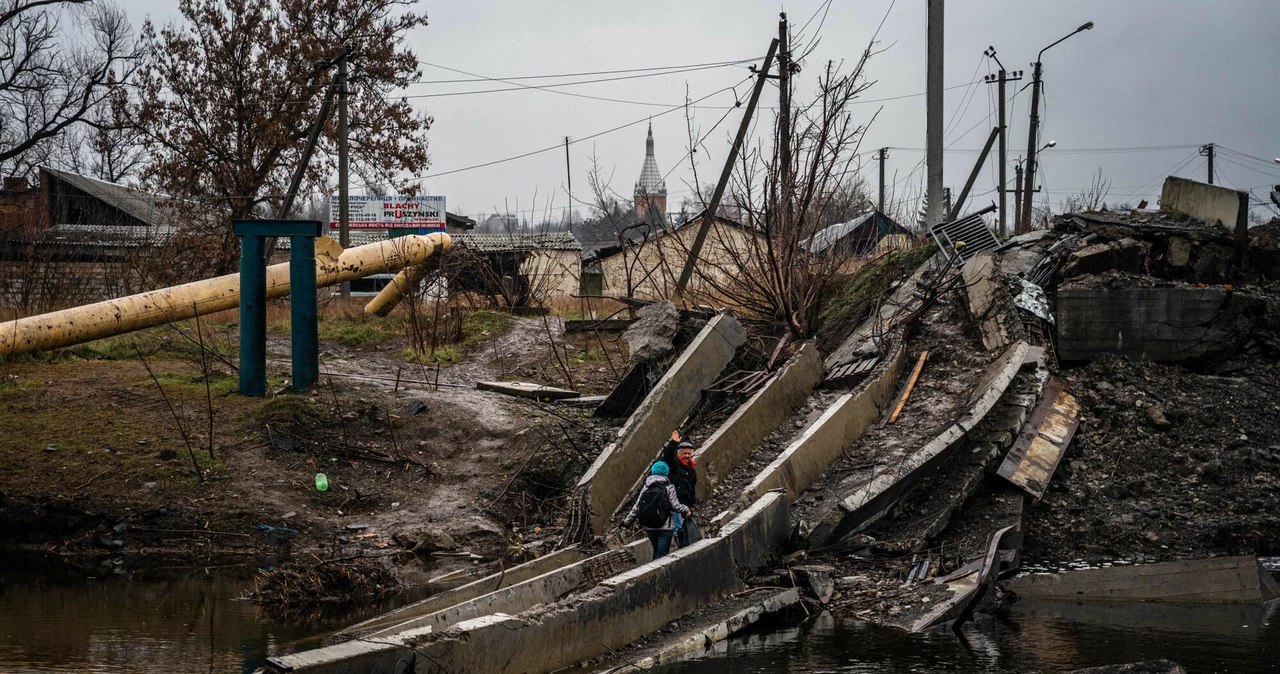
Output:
[674, 39, 778, 298]
[1014, 159, 1023, 231]
[564, 136, 573, 234]
[983, 49, 1021, 238]
[1200, 143, 1215, 184]
[876, 148, 888, 213]
[337, 49, 351, 300]
[1021, 22, 1094, 234]
[925, 0, 944, 229]
[1020, 61, 1042, 235]
[778, 12, 793, 230]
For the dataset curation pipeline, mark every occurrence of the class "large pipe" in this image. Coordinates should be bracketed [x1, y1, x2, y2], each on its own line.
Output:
[0, 233, 451, 356]
[364, 264, 426, 317]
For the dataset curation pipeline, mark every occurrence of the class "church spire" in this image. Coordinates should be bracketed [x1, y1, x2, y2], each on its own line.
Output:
[634, 122, 666, 209]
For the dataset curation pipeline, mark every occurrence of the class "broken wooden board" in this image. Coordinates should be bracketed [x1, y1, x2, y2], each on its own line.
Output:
[996, 379, 1080, 499]
[476, 381, 580, 401]
[1006, 555, 1280, 604]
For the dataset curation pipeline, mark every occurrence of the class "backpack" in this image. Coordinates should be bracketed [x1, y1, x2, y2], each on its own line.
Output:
[636, 481, 672, 528]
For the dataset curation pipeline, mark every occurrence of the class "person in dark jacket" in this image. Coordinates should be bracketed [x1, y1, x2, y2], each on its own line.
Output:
[661, 430, 700, 547]
[621, 461, 688, 559]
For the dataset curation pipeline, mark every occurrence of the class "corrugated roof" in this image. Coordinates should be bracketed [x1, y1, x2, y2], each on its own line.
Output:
[453, 231, 581, 252]
[41, 166, 182, 229]
[40, 223, 179, 247]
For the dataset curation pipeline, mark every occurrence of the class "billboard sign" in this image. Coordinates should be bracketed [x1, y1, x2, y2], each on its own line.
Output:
[329, 195, 446, 230]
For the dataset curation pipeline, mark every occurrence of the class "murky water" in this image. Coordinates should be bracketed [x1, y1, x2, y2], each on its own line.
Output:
[2, 556, 1277, 674]
[650, 601, 1279, 674]
[0, 557, 428, 674]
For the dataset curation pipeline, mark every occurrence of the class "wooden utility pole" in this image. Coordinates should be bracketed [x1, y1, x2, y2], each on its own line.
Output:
[338, 50, 351, 299]
[674, 39, 779, 298]
[778, 12, 793, 230]
[876, 148, 888, 213]
[1200, 143, 1215, 184]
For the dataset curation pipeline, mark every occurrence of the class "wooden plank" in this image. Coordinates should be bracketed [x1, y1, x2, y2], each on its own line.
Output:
[997, 379, 1080, 499]
[887, 350, 928, 424]
[476, 381, 580, 400]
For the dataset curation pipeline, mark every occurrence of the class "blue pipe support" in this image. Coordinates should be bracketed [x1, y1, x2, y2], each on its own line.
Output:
[290, 236, 318, 393]
[237, 234, 267, 396]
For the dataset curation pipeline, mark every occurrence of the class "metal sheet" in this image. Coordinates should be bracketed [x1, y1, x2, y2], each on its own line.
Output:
[996, 379, 1080, 499]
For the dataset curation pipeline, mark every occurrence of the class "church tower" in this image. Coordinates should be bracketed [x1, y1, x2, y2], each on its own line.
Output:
[633, 123, 667, 220]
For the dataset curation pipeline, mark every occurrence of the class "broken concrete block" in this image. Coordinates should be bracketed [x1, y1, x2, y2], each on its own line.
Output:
[1056, 286, 1266, 362]
[792, 565, 835, 604]
[1004, 555, 1280, 603]
[622, 300, 680, 363]
[1166, 237, 1192, 267]
[1161, 175, 1249, 241]
[1063, 237, 1150, 279]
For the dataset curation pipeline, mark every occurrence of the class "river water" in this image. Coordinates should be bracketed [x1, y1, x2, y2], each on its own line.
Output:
[2, 557, 1276, 673]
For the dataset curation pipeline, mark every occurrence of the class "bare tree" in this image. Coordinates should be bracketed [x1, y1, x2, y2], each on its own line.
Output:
[0, 0, 138, 178]
[1060, 168, 1111, 214]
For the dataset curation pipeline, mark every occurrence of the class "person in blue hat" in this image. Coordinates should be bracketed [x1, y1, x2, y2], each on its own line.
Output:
[622, 460, 689, 559]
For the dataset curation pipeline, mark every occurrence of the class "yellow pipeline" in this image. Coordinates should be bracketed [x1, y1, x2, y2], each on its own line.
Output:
[363, 264, 426, 317]
[0, 233, 451, 356]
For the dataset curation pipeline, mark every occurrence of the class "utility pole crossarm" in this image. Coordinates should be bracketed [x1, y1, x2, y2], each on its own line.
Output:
[673, 38, 779, 299]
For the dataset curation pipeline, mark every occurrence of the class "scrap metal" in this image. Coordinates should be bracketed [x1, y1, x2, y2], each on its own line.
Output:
[996, 379, 1081, 499]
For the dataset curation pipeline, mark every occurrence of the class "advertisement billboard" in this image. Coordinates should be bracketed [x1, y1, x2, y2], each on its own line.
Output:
[329, 195, 446, 230]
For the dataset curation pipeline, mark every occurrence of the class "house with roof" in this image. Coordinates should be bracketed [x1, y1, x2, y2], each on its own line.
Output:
[801, 209, 915, 259]
[445, 230, 583, 308]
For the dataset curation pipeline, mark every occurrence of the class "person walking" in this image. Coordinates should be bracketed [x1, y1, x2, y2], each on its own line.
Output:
[622, 461, 689, 560]
[661, 430, 700, 547]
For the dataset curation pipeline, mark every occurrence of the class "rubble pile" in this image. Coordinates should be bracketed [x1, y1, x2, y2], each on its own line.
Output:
[1025, 353, 1280, 563]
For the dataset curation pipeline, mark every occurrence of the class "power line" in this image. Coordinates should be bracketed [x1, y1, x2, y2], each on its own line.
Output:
[410, 57, 763, 84]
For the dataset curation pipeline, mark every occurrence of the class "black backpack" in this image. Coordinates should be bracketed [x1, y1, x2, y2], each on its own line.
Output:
[636, 481, 672, 528]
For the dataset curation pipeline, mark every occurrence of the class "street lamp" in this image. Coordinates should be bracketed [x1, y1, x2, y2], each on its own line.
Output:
[1040, 140, 1058, 152]
[1018, 22, 1093, 233]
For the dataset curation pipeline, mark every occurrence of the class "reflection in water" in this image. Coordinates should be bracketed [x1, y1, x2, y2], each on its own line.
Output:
[0, 557, 428, 674]
[2, 555, 1277, 674]
[649, 600, 1279, 673]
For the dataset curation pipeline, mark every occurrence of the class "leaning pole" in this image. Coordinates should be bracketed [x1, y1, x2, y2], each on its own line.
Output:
[0, 233, 451, 357]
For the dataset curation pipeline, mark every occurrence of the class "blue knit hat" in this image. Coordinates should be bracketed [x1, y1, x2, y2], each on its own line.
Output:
[650, 461, 670, 476]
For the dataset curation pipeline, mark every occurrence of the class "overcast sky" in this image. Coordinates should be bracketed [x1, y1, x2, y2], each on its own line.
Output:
[120, 0, 1280, 224]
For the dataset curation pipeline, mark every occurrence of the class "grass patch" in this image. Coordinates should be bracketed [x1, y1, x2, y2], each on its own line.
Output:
[394, 310, 510, 367]
[144, 371, 241, 396]
[255, 396, 327, 432]
[817, 244, 938, 344]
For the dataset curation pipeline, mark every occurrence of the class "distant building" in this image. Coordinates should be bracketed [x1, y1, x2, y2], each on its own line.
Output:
[580, 211, 763, 303]
[801, 210, 915, 259]
[633, 123, 667, 222]
[446, 231, 583, 307]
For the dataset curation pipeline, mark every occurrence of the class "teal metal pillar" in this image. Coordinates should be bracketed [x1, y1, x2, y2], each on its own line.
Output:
[233, 220, 323, 397]
[289, 235, 318, 392]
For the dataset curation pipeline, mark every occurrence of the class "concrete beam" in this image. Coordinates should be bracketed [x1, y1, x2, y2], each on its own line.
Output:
[573, 312, 746, 535]
[963, 252, 1019, 353]
[742, 341, 908, 504]
[825, 254, 941, 372]
[1005, 555, 1280, 604]
[810, 341, 1030, 545]
[1056, 287, 1264, 362]
[1161, 175, 1249, 241]
[695, 342, 823, 490]
[265, 493, 789, 674]
[343, 546, 591, 636]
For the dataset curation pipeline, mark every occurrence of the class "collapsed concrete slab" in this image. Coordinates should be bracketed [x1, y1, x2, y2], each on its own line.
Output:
[264, 492, 789, 674]
[1062, 237, 1151, 279]
[344, 546, 592, 636]
[570, 312, 746, 537]
[741, 341, 908, 505]
[695, 342, 823, 491]
[808, 341, 1030, 546]
[1161, 175, 1249, 241]
[1006, 555, 1280, 604]
[1056, 285, 1266, 362]
[825, 253, 942, 372]
[963, 252, 1023, 353]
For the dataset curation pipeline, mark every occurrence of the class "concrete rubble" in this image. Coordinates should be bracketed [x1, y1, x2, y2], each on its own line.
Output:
[270, 178, 1277, 673]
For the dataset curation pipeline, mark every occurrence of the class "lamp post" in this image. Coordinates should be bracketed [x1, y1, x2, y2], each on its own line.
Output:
[1019, 22, 1093, 234]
